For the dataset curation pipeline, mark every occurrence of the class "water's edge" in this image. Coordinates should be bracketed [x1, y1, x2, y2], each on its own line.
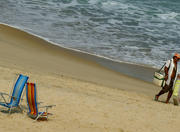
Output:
[0, 22, 157, 83]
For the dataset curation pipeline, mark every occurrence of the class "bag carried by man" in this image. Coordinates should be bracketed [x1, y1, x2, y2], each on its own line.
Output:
[153, 63, 166, 87]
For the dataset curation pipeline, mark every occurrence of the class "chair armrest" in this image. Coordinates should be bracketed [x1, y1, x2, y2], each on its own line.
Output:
[39, 105, 56, 108]
[0, 92, 10, 96]
[0, 93, 18, 99]
[37, 102, 44, 105]
[0, 93, 23, 101]
[0, 92, 10, 103]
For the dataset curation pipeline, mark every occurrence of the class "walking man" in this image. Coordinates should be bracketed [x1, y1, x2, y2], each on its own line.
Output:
[155, 53, 180, 103]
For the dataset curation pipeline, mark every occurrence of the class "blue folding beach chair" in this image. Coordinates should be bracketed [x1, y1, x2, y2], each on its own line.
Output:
[0, 74, 29, 114]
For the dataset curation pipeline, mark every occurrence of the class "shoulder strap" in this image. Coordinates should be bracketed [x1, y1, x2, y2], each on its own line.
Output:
[158, 59, 172, 72]
[158, 63, 166, 72]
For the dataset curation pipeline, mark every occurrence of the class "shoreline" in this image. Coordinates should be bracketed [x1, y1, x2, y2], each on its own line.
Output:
[0, 23, 156, 97]
[0, 23, 157, 83]
[0, 22, 156, 68]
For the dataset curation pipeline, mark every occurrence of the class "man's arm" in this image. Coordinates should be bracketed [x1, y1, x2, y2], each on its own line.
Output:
[164, 60, 170, 81]
[164, 66, 168, 81]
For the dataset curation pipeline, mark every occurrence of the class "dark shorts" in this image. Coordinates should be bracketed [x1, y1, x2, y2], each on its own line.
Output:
[162, 80, 174, 93]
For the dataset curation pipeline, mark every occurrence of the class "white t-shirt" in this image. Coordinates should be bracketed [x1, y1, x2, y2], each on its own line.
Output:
[165, 59, 178, 86]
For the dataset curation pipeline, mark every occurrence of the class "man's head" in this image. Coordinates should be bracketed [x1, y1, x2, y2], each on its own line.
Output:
[173, 53, 180, 62]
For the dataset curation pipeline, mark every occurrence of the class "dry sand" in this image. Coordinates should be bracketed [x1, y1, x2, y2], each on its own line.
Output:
[0, 23, 180, 132]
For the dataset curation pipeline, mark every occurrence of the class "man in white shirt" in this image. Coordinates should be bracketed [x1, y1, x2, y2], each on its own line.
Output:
[155, 53, 180, 103]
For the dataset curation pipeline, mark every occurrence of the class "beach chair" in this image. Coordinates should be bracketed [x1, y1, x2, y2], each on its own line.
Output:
[26, 82, 54, 121]
[0, 74, 29, 114]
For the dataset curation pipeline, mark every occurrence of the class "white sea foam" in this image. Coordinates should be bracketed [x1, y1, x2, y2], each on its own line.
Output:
[156, 12, 178, 20]
[0, 22, 145, 68]
[101, 1, 132, 10]
[1, 0, 180, 70]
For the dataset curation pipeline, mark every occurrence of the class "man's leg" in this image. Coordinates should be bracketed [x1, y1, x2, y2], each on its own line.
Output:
[155, 84, 169, 101]
[166, 89, 173, 103]
[165, 81, 174, 103]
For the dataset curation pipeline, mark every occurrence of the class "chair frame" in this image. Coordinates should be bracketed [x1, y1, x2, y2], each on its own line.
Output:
[0, 74, 29, 114]
[26, 82, 55, 121]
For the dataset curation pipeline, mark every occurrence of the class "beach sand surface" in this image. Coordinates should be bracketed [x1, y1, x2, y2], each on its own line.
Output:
[0, 24, 180, 132]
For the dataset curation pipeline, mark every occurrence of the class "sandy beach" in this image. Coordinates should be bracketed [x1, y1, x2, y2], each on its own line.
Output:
[0, 23, 180, 132]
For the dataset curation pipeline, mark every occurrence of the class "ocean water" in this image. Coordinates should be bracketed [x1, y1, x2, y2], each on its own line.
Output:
[0, 0, 180, 69]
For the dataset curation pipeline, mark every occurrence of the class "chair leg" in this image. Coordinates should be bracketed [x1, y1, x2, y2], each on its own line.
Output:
[35, 113, 44, 121]
[18, 105, 23, 113]
[9, 107, 12, 114]
[46, 107, 48, 119]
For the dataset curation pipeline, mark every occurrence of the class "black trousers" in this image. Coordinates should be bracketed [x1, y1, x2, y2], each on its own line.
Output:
[161, 80, 174, 93]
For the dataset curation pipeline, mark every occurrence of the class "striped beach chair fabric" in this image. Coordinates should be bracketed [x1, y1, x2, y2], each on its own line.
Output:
[26, 82, 54, 121]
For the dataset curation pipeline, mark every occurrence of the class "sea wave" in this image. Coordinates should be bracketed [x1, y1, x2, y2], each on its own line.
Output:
[156, 12, 179, 20]
[0, 0, 180, 69]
